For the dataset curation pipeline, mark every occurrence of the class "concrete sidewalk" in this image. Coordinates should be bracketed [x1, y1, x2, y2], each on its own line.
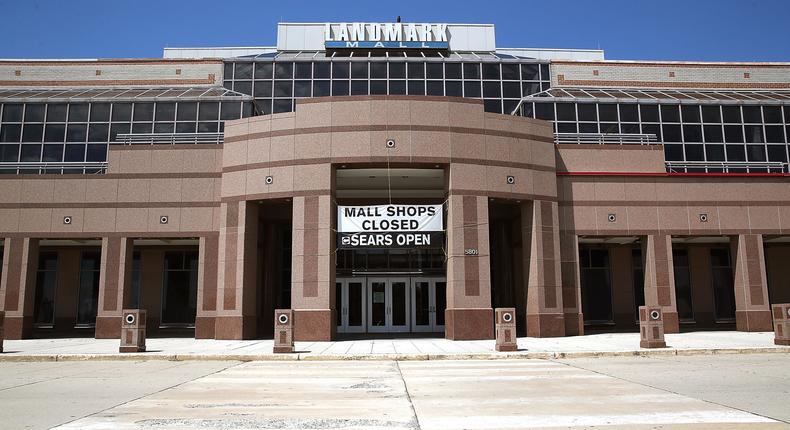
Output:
[1, 331, 788, 361]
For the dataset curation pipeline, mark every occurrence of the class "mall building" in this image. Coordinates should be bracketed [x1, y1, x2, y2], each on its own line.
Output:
[1, 22, 789, 341]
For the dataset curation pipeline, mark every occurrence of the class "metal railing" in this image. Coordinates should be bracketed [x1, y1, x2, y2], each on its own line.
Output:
[666, 161, 788, 174]
[0, 162, 108, 175]
[555, 133, 658, 145]
[116, 133, 224, 145]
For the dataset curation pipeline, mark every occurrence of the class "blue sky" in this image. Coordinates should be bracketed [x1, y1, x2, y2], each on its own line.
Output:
[1, 0, 789, 61]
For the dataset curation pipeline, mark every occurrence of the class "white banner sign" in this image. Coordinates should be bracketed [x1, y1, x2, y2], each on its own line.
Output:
[337, 204, 443, 233]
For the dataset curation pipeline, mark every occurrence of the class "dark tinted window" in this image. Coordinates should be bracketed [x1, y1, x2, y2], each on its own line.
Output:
[2, 104, 23, 122]
[254, 62, 273, 79]
[619, 104, 639, 122]
[722, 106, 741, 123]
[351, 62, 368, 79]
[234, 63, 253, 79]
[577, 104, 597, 121]
[701, 105, 721, 123]
[370, 62, 387, 79]
[313, 62, 330, 78]
[640, 105, 659, 122]
[763, 106, 782, 123]
[463, 63, 480, 79]
[501, 64, 519, 80]
[521, 64, 539, 80]
[1, 124, 22, 142]
[111, 103, 132, 122]
[482, 63, 499, 80]
[24, 104, 45, 122]
[598, 104, 618, 121]
[68, 104, 89, 122]
[46, 104, 67, 122]
[198, 102, 218, 121]
[274, 62, 293, 79]
[681, 105, 700, 123]
[154, 103, 175, 121]
[132, 103, 153, 121]
[332, 62, 349, 79]
[388, 62, 405, 79]
[294, 62, 312, 79]
[445, 63, 462, 79]
[176, 102, 197, 121]
[661, 105, 680, 122]
[556, 103, 576, 121]
[44, 124, 65, 142]
[742, 106, 762, 123]
[407, 63, 424, 79]
[463, 81, 480, 98]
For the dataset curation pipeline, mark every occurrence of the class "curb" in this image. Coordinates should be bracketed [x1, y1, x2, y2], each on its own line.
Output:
[1, 346, 788, 362]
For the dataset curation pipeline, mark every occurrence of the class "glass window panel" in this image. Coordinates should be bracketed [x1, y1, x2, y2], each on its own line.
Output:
[579, 122, 598, 133]
[370, 62, 387, 79]
[46, 103, 67, 122]
[502, 81, 520, 98]
[726, 145, 746, 161]
[426, 81, 443, 96]
[175, 102, 197, 121]
[683, 124, 703, 142]
[483, 99, 502, 114]
[596, 104, 616, 122]
[198, 102, 219, 121]
[408, 80, 425, 96]
[44, 124, 65, 142]
[765, 125, 785, 143]
[88, 123, 109, 142]
[388, 62, 405, 78]
[501, 63, 519, 80]
[685, 144, 704, 161]
[0, 144, 19, 161]
[224, 62, 234, 79]
[540, 64, 550, 80]
[724, 125, 744, 143]
[640, 104, 659, 122]
[197, 121, 218, 132]
[153, 122, 172, 134]
[722, 105, 741, 123]
[274, 81, 293, 98]
[254, 81, 273, 97]
[64, 144, 85, 162]
[556, 103, 575, 121]
[111, 103, 132, 122]
[254, 62, 273, 79]
[332, 80, 349, 96]
[463, 63, 480, 79]
[20, 144, 41, 161]
[233, 81, 252, 95]
[744, 125, 764, 143]
[332, 62, 349, 79]
[767, 145, 788, 162]
[22, 124, 43, 142]
[681, 105, 701, 123]
[273, 99, 292, 113]
[132, 103, 153, 122]
[662, 124, 682, 141]
[312, 62, 330, 79]
[642, 123, 661, 141]
[426, 63, 443, 79]
[274, 62, 293, 79]
[294, 62, 312, 79]
[618, 104, 638, 122]
[350, 62, 368, 78]
[132, 122, 152, 134]
[463, 81, 481, 98]
[535, 103, 554, 120]
[445, 81, 462, 97]
[24, 104, 45, 122]
[219, 102, 241, 120]
[706, 144, 725, 161]
[703, 125, 723, 142]
[482, 81, 501, 98]
[66, 124, 87, 142]
[293, 80, 311, 97]
[2, 103, 23, 122]
[482, 63, 500, 80]
[154, 102, 175, 122]
[445, 63, 461, 79]
[42, 144, 63, 162]
[742, 105, 762, 123]
[370, 80, 387, 95]
[313, 80, 330, 97]
[701, 106, 722, 123]
[600, 122, 619, 133]
[67, 104, 89, 122]
[556, 122, 577, 133]
[521, 64, 539, 80]
[763, 106, 782, 123]
[350, 80, 368, 96]
[577, 104, 597, 121]
[389, 80, 406, 95]
[175, 122, 195, 133]
[746, 145, 766, 161]
[660, 105, 680, 122]
[0, 124, 21, 142]
[110, 123, 130, 140]
[407, 62, 424, 79]
[664, 144, 683, 161]
[620, 123, 640, 133]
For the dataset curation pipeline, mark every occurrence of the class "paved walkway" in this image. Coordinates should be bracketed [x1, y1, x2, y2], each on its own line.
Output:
[1, 331, 788, 361]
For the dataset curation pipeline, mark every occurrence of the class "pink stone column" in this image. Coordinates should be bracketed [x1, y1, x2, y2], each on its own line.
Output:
[95, 237, 134, 339]
[215, 201, 259, 339]
[642, 235, 680, 333]
[560, 231, 584, 336]
[445, 194, 494, 340]
[291, 194, 335, 341]
[195, 234, 219, 339]
[0, 237, 39, 339]
[731, 234, 773, 331]
[522, 200, 565, 337]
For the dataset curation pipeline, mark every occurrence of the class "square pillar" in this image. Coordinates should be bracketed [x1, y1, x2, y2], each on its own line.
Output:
[0, 237, 39, 339]
[445, 194, 493, 340]
[95, 237, 134, 338]
[215, 201, 259, 339]
[195, 234, 219, 339]
[731, 234, 773, 331]
[291, 194, 335, 341]
[560, 232, 584, 336]
[522, 201, 565, 337]
[642, 235, 679, 333]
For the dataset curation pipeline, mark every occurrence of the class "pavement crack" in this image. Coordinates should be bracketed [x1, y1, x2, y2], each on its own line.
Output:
[394, 360, 423, 430]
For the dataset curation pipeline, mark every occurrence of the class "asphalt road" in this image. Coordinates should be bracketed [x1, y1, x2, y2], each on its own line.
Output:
[0, 354, 787, 429]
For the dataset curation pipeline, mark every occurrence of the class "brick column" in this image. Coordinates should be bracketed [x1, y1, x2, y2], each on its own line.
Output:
[731, 234, 773, 331]
[195, 234, 219, 339]
[215, 201, 259, 339]
[0, 237, 39, 339]
[522, 201, 565, 337]
[291, 194, 335, 341]
[560, 232, 584, 336]
[642, 235, 679, 333]
[95, 237, 134, 338]
[445, 194, 494, 340]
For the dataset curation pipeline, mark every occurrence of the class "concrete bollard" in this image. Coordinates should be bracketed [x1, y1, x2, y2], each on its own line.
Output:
[120, 309, 146, 353]
[639, 306, 666, 348]
[273, 309, 294, 353]
[772, 303, 790, 346]
[494, 308, 517, 352]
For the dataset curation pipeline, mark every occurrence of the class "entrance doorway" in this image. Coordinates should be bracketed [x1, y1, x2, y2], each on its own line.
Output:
[336, 277, 446, 334]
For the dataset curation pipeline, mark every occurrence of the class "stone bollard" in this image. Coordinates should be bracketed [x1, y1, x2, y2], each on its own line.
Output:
[495, 308, 517, 352]
[0, 311, 4, 353]
[273, 309, 294, 353]
[120, 309, 146, 353]
[639, 306, 666, 348]
[772, 304, 790, 346]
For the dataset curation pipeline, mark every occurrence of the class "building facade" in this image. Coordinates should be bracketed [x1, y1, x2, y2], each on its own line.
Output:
[1, 22, 789, 341]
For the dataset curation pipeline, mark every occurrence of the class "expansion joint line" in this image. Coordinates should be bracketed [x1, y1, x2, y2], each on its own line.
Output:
[395, 360, 423, 430]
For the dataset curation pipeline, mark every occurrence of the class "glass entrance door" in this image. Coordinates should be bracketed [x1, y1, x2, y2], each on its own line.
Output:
[411, 278, 447, 332]
[367, 277, 410, 333]
[336, 278, 366, 333]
